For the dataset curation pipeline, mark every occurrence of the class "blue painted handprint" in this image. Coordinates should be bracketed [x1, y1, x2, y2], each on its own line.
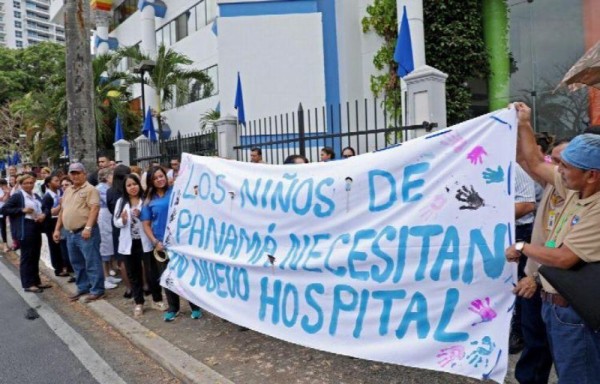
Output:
[467, 336, 496, 368]
[482, 166, 504, 184]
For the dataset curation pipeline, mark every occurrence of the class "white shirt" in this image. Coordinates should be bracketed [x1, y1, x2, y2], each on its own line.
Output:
[113, 198, 153, 255]
[21, 190, 41, 220]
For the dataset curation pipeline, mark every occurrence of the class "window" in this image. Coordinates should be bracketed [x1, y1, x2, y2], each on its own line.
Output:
[13, 1, 20, 9]
[15, 21, 21, 28]
[112, 0, 137, 28]
[195, 1, 206, 29]
[174, 12, 189, 42]
[16, 40, 22, 47]
[15, 31, 22, 38]
[14, 11, 21, 18]
[206, 0, 217, 23]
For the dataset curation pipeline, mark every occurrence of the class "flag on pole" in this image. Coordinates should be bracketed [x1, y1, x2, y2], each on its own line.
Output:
[141, 108, 158, 143]
[234, 72, 246, 127]
[62, 134, 69, 157]
[114, 116, 125, 142]
[394, 6, 415, 78]
[12, 151, 20, 165]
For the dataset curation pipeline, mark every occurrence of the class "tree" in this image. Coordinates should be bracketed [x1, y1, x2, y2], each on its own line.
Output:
[64, 0, 96, 170]
[92, 53, 141, 150]
[113, 44, 212, 143]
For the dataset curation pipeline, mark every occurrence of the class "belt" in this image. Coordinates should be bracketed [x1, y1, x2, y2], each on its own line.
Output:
[540, 289, 569, 307]
[67, 226, 86, 234]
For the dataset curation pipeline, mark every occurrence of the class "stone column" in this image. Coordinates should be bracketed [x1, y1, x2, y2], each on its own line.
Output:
[113, 139, 131, 166]
[404, 65, 448, 137]
[94, 12, 111, 55]
[215, 115, 238, 159]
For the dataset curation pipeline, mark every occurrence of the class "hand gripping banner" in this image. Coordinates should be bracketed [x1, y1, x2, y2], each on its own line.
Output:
[161, 108, 518, 383]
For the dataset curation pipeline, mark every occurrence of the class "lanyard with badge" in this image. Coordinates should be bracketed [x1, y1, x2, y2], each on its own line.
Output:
[545, 201, 583, 248]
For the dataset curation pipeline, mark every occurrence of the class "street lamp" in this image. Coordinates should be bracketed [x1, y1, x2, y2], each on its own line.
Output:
[132, 59, 156, 119]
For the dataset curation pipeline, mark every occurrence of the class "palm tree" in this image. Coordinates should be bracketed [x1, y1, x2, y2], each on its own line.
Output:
[92, 53, 141, 150]
[113, 44, 212, 144]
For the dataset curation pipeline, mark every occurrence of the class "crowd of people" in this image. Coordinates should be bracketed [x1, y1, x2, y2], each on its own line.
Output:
[1, 113, 598, 382]
[0, 156, 195, 322]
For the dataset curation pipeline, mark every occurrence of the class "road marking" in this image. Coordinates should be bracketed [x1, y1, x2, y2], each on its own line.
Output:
[0, 260, 127, 384]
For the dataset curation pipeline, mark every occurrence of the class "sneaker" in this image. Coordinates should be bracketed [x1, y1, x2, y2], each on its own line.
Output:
[104, 281, 118, 290]
[164, 311, 178, 322]
[151, 301, 168, 311]
[191, 309, 202, 319]
[123, 290, 132, 299]
[106, 276, 122, 284]
[133, 304, 143, 317]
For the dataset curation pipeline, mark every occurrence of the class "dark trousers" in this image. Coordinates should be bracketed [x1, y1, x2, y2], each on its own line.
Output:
[20, 221, 42, 289]
[45, 219, 64, 274]
[0, 215, 7, 243]
[123, 239, 162, 305]
[157, 260, 199, 313]
[515, 288, 553, 384]
[512, 223, 534, 339]
[60, 238, 73, 273]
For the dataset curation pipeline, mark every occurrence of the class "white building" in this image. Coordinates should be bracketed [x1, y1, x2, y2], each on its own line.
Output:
[49, 0, 386, 137]
[0, 0, 64, 48]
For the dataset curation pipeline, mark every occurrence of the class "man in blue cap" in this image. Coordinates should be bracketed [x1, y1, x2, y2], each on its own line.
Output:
[506, 102, 600, 382]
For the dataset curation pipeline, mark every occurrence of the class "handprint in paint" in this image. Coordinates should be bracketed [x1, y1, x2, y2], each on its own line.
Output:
[467, 336, 496, 368]
[436, 345, 465, 368]
[419, 194, 448, 220]
[482, 166, 504, 184]
[455, 185, 485, 210]
[467, 146, 488, 165]
[440, 132, 468, 153]
[469, 297, 497, 326]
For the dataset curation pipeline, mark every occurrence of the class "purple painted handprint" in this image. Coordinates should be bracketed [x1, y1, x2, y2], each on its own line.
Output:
[469, 297, 497, 326]
[419, 194, 448, 220]
[467, 146, 488, 165]
[440, 132, 468, 153]
[436, 345, 465, 368]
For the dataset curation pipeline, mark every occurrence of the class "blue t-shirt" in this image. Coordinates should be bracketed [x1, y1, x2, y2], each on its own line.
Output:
[141, 187, 173, 242]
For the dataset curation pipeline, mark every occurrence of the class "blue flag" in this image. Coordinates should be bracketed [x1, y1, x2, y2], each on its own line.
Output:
[62, 134, 69, 157]
[12, 151, 20, 165]
[141, 108, 157, 143]
[234, 72, 246, 127]
[115, 116, 125, 142]
[394, 6, 414, 78]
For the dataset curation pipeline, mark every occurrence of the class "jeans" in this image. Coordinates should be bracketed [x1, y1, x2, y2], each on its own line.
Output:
[515, 289, 553, 384]
[542, 302, 600, 384]
[66, 225, 104, 296]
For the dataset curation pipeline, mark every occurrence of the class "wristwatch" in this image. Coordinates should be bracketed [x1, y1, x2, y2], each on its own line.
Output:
[515, 241, 525, 255]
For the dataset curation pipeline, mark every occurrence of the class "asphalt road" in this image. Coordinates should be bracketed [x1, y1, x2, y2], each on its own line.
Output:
[0, 268, 98, 384]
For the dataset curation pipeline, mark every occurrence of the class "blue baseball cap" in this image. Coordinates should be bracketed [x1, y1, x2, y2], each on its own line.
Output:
[561, 134, 600, 171]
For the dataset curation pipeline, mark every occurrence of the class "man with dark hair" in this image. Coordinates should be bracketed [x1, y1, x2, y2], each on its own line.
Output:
[167, 157, 180, 184]
[250, 148, 264, 163]
[88, 154, 111, 186]
[507, 103, 600, 382]
[584, 125, 600, 135]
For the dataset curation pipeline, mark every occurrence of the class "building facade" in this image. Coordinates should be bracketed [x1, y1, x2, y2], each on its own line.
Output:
[0, 0, 64, 48]
[49, 0, 597, 138]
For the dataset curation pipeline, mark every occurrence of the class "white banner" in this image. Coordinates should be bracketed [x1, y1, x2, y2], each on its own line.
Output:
[162, 108, 518, 383]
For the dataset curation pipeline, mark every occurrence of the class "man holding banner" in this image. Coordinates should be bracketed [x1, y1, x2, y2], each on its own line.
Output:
[506, 102, 600, 382]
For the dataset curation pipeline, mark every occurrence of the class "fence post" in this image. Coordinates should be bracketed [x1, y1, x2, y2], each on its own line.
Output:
[403, 65, 448, 138]
[177, 131, 182, 155]
[298, 103, 306, 157]
[215, 115, 238, 159]
[113, 139, 131, 166]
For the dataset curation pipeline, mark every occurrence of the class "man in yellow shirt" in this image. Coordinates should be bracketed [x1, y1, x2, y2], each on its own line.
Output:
[506, 103, 600, 382]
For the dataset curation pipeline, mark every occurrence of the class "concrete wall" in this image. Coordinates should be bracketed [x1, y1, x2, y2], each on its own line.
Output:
[217, 13, 326, 120]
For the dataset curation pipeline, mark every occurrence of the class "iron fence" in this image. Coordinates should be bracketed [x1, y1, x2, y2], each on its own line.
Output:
[130, 129, 217, 167]
[234, 98, 437, 164]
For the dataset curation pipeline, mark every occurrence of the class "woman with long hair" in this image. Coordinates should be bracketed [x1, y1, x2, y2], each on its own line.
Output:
[141, 166, 201, 322]
[1, 174, 48, 292]
[114, 174, 164, 317]
[107, 164, 132, 297]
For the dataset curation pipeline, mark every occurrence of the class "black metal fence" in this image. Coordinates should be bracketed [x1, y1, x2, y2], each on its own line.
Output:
[234, 98, 437, 164]
[130, 129, 217, 167]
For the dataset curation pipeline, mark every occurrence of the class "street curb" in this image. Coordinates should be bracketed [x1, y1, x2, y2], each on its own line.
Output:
[3, 250, 233, 384]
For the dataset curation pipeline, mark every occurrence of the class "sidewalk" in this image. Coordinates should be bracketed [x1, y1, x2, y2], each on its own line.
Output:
[5, 239, 524, 384]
